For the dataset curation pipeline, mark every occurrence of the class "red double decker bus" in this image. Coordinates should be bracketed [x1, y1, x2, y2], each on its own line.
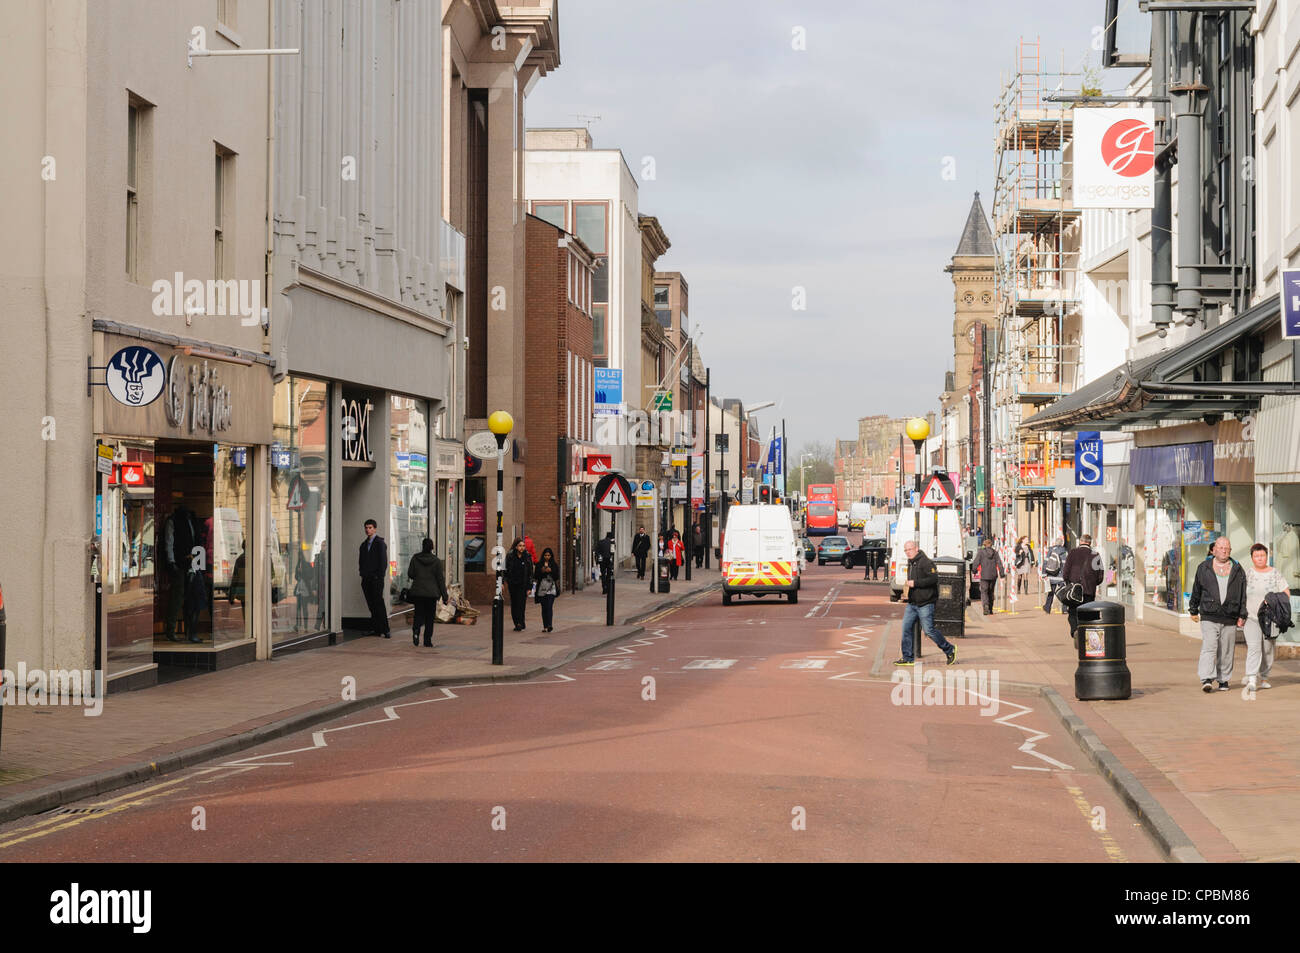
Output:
[805, 484, 839, 536]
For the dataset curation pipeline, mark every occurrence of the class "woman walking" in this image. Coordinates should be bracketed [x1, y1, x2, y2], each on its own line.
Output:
[406, 538, 448, 647]
[535, 547, 560, 633]
[668, 530, 684, 580]
[1013, 535, 1035, 595]
[1242, 543, 1291, 692]
[505, 537, 534, 631]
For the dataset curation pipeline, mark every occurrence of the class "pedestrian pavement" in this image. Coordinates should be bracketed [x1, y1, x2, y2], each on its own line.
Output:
[944, 586, 1300, 863]
[0, 566, 719, 823]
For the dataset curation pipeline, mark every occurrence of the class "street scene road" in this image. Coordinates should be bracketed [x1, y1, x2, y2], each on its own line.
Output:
[0, 556, 1161, 862]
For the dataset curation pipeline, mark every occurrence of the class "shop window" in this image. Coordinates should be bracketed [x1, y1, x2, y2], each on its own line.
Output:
[465, 478, 487, 572]
[1144, 487, 1186, 613]
[389, 396, 430, 599]
[1273, 485, 1300, 632]
[270, 376, 330, 644]
[101, 439, 157, 677]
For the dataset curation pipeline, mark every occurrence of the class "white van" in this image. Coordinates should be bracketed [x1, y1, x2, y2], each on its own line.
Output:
[721, 504, 801, 606]
[848, 502, 872, 531]
[888, 507, 967, 598]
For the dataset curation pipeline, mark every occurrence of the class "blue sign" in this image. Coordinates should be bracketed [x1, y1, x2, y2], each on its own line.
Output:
[641, 480, 654, 492]
[767, 437, 782, 466]
[1130, 441, 1214, 486]
[593, 368, 622, 415]
[232, 447, 247, 468]
[1074, 430, 1103, 486]
[271, 449, 293, 469]
[95, 495, 102, 536]
[1283, 269, 1300, 339]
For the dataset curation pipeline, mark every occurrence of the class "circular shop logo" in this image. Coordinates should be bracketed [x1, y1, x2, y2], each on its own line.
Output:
[106, 346, 166, 407]
[1100, 119, 1155, 178]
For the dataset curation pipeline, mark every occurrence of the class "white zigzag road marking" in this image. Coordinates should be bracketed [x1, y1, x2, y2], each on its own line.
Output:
[837, 624, 872, 658]
[964, 691, 1074, 771]
[589, 628, 669, 658]
[827, 671, 872, 682]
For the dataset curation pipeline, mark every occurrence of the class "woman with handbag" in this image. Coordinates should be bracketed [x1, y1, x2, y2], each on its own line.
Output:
[505, 537, 533, 631]
[535, 547, 560, 633]
[406, 537, 448, 647]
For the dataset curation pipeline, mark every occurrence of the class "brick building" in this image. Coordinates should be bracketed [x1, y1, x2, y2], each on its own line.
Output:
[524, 214, 598, 589]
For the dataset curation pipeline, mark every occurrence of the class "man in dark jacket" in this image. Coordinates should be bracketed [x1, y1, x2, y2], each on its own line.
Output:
[632, 526, 652, 579]
[1061, 534, 1105, 642]
[894, 541, 957, 666]
[1040, 537, 1068, 614]
[406, 538, 448, 647]
[595, 532, 615, 594]
[358, 519, 390, 637]
[974, 539, 1005, 615]
[691, 521, 704, 568]
[1188, 536, 1247, 692]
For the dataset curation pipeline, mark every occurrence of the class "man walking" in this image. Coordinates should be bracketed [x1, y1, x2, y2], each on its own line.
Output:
[632, 526, 651, 580]
[1040, 536, 1068, 614]
[974, 538, 1005, 615]
[358, 519, 390, 638]
[691, 521, 705, 568]
[894, 541, 957, 666]
[1188, 536, 1246, 692]
[1061, 534, 1105, 642]
[595, 531, 615, 594]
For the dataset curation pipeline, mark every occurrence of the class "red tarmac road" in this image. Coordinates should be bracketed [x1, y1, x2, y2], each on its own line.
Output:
[0, 559, 1162, 862]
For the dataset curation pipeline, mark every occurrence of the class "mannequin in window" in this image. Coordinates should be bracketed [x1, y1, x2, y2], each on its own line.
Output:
[162, 505, 202, 641]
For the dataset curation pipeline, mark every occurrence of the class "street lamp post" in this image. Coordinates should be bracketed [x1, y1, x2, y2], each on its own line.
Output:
[488, 410, 514, 666]
[906, 417, 930, 499]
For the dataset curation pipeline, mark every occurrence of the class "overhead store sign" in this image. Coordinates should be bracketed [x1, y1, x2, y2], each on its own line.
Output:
[1073, 107, 1155, 209]
[1282, 269, 1300, 339]
[1074, 430, 1103, 486]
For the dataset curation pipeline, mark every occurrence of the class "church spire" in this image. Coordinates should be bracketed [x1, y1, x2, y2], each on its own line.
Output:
[954, 191, 994, 257]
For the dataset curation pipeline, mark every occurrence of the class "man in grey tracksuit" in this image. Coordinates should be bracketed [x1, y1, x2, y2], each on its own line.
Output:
[1188, 536, 1247, 692]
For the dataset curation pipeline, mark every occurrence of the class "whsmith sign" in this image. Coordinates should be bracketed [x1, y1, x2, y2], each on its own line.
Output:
[98, 335, 271, 445]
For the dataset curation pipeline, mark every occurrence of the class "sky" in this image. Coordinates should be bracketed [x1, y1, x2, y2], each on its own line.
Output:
[528, 0, 1123, 452]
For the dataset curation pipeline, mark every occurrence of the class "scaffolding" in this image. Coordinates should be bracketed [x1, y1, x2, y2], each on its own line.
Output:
[991, 38, 1083, 521]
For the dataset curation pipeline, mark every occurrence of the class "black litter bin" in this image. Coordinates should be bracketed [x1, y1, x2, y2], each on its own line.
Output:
[933, 556, 967, 641]
[1074, 601, 1131, 700]
[656, 557, 672, 594]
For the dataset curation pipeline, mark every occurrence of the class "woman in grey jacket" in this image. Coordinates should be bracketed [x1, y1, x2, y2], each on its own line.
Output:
[406, 538, 448, 647]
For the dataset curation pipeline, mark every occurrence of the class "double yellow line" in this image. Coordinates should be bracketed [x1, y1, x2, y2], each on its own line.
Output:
[0, 775, 192, 851]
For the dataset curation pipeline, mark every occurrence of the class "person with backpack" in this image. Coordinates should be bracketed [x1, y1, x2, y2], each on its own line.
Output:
[1241, 542, 1291, 693]
[1061, 534, 1105, 643]
[1040, 536, 1068, 614]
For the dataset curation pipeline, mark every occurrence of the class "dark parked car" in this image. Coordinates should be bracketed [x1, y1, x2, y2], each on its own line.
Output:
[800, 537, 816, 562]
[843, 536, 888, 570]
[817, 536, 851, 566]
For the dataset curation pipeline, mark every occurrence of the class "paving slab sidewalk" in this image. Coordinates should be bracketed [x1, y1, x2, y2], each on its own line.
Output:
[956, 597, 1300, 863]
[0, 568, 719, 823]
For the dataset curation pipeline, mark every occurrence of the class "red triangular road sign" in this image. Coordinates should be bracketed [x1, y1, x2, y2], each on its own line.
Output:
[919, 475, 954, 507]
[596, 481, 631, 511]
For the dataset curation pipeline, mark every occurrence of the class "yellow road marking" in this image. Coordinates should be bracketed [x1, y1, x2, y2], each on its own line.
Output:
[1064, 783, 1128, 863]
[0, 775, 193, 850]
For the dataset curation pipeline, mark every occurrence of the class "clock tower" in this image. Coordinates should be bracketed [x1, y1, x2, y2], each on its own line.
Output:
[942, 193, 995, 406]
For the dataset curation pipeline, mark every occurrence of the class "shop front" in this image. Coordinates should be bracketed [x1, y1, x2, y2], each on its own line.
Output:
[433, 440, 466, 591]
[562, 439, 602, 591]
[96, 333, 273, 688]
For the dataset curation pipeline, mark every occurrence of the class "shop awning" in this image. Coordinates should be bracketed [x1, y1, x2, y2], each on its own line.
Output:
[1022, 294, 1297, 432]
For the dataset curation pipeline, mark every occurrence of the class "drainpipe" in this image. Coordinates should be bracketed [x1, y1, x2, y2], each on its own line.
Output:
[1150, 10, 1175, 335]
[1171, 14, 1206, 323]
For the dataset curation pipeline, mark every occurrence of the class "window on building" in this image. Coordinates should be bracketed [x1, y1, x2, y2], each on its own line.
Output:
[218, 0, 237, 28]
[573, 202, 607, 255]
[126, 102, 142, 280]
[653, 284, 669, 307]
[656, 309, 671, 329]
[592, 258, 608, 303]
[532, 201, 566, 230]
[214, 145, 233, 279]
[592, 303, 607, 360]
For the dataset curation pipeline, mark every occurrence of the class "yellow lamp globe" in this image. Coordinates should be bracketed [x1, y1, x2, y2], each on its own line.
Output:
[488, 410, 514, 436]
[905, 417, 930, 442]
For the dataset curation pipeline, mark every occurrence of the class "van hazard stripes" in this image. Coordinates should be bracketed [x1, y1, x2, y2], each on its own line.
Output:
[725, 561, 796, 586]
